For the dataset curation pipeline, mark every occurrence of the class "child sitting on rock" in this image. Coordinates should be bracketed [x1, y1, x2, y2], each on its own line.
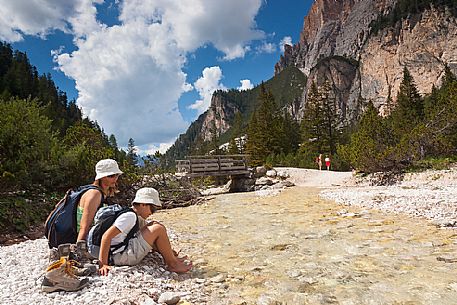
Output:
[92, 187, 192, 275]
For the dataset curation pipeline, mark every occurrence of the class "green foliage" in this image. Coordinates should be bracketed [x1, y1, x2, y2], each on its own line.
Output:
[246, 85, 301, 166]
[300, 81, 344, 169]
[0, 98, 56, 188]
[340, 66, 457, 173]
[246, 85, 276, 165]
[227, 138, 239, 154]
[407, 156, 457, 172]
[338, 102, 398, 172]
[0, 43, 143, 237]
[390, 67, 424, 137]
[47, 122, 116, 188]
[127, 138, 139, 166]
[0, 191, 56, 233]
[0, 42, 82, 135]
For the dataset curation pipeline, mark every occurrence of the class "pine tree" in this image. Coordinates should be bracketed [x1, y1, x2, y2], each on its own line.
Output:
[228, 137, 239, 154]
[319, 81, 341, 155]
[338, 102, 395, 172]
[280, 111, 301, 154]
[228, 111, 244, 154]
[301, 81, 341, 155]
[301, 81, 323, 152]
[390, 67, 424, 136]
[127, 138, 138, 166]
[246, 84, 278, 165]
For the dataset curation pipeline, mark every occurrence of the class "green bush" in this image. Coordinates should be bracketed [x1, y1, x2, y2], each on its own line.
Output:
[0, 98, 56, 189]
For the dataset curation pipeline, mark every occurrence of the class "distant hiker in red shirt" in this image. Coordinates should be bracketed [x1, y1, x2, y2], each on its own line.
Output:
[325, 155, 331, 170]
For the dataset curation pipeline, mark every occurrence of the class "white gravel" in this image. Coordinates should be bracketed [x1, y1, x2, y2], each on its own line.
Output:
[0, 232, 207, 305]
[319, 167, 457, 227]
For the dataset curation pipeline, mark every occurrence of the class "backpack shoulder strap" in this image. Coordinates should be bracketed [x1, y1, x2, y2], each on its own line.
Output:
[108, 208, 139, 257]
[78, 184, 105, 203]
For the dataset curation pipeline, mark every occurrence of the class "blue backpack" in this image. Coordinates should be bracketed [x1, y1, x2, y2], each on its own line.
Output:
[87, 204, 139, 262]
[45, 185, 104, 249]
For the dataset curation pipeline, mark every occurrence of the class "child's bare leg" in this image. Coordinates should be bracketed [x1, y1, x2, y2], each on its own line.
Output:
[141, 223, 192, 273]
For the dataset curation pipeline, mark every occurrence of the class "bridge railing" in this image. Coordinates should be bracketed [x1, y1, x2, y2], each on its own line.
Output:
[176, 155, 250, 177]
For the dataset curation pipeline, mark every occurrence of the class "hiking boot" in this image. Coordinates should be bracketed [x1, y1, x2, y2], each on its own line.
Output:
[67, 241, 98, 276]
[72, 264, 98, 276]
[74, 240, 95, 264]
[48, 248, 59, 263]
[41, 257, 89, 293]
[57, 243, 71, 258]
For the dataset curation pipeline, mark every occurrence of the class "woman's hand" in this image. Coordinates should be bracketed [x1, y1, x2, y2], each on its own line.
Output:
[98, 263, 112, 276]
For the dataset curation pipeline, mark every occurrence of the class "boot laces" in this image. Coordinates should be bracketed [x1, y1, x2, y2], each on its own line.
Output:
[64, 259, 79, 278]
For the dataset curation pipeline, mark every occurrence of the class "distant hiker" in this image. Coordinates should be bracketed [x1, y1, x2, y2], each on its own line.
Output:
[325, 155, 331, 170]
[42, 159, 123, 292]
[316, 154, 323, 170]
[91, 187, 192, 276]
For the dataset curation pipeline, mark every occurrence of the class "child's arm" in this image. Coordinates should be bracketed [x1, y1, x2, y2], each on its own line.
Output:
[98, 226, 121, 276]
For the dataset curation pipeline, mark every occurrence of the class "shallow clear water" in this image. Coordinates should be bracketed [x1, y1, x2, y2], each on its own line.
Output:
[156, 187, 457, 304]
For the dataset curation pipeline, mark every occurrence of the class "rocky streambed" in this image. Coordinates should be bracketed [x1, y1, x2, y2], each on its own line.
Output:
[158, 186, 457, 304]
[1, 167, 457, 304]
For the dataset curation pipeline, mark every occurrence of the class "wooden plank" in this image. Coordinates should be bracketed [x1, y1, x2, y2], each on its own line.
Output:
[192, 167, 220, 172]
[191, 164, 219, 169]
[188, 170, 250, 178]
[220, 165, 247, 170]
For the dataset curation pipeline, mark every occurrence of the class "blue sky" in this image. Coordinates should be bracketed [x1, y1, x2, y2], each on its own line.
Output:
[2, 0, 313, 155]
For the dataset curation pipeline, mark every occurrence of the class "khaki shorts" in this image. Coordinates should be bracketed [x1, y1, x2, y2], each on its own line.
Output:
[112, 232, 152, 266]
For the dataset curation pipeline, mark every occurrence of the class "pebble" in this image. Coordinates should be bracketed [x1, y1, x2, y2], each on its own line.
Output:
[210, 274, 226, 283]
[141, 296, 158, 305]
[158, 292, 181, 304]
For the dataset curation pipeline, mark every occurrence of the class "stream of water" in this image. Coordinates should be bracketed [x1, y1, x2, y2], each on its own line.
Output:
[156, 187, 457, 304]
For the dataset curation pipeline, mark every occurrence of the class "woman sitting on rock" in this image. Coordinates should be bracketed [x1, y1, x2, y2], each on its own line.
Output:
[94, 187, 192, 275]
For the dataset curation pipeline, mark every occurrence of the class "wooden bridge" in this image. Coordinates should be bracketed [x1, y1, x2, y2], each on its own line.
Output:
[176, 155, 250, 178]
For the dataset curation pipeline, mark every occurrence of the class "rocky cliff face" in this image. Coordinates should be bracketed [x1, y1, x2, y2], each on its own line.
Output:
[199, 93, 239, 142]
[275, 0, 396, 76]
[276, 0, 457, 119]
[304, 56, 359, 119]
[359, 7, 457, 112]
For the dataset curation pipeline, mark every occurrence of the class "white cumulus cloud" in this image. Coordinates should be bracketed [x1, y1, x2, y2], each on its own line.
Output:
[256, 42, 276, 54]
[1, 0, 265, 149]
[238, 79, 254, 91]
[140, 142, 174, 156]
[0, 0, 102, 42]
[119, 0, 264, 59]
[188, 66, 227, 114]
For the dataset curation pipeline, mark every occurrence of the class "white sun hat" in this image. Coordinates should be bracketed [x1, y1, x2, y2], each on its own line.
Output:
[94, 159, 123, 180]
[132, 187, 162, 207]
